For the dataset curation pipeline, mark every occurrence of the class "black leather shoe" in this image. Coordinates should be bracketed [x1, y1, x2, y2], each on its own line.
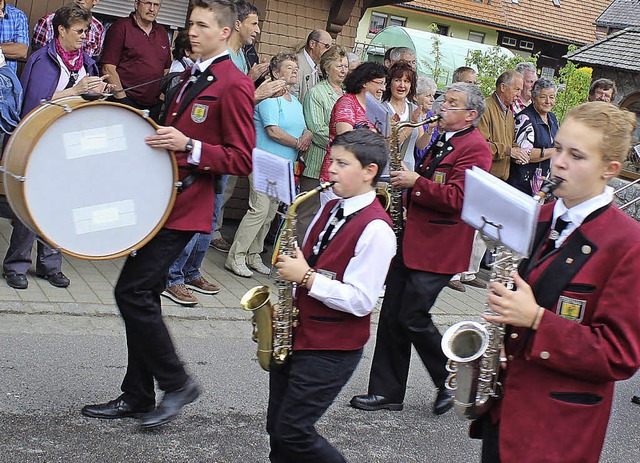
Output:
[139, 378, 200, 429]
[433, 387, 455, 415]
[38, 272, 70, 288]
[3, 271, 28, 289]
[632, 395, 640, 405]
[82, 396, 155, 419]
[349, 394, 403, 411]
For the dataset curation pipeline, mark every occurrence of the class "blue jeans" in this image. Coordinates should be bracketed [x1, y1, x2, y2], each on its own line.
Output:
[166, 175, 229, 287]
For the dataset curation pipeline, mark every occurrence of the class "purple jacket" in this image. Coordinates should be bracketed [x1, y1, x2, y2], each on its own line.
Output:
[20, 39, 99, 116]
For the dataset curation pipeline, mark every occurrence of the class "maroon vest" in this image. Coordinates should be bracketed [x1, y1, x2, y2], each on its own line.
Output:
[294, 198, 392, 351]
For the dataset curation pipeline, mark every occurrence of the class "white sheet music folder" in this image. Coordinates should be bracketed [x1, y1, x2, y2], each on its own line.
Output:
[252, 148, 296, 205]
[461, 166, 540, 258]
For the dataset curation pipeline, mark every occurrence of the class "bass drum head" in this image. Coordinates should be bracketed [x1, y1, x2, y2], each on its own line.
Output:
[21, 102, 175, 259]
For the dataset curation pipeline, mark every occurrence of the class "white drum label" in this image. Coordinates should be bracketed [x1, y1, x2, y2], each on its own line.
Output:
[63, 125, 128, 159]
[73, 200, 137, 235]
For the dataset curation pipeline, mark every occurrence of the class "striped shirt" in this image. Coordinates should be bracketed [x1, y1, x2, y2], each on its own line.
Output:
[32, 13, 104, 58]
[0, 4, 29, 72]
[302, 79, 342, 179]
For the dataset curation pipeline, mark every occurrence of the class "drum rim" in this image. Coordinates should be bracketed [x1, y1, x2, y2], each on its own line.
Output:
[2, 97, 178, 260]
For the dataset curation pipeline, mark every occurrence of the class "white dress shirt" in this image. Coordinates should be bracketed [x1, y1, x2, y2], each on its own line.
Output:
[551, 186, 613, 247]
[304, 190, 396, 317]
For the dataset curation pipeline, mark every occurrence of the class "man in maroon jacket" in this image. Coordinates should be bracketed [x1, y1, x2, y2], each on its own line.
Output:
[351, 82, 492, 415]
[81, 0, 255, 429]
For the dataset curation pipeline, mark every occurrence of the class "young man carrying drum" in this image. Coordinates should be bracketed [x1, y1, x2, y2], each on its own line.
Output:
[81, 0, 255, 429]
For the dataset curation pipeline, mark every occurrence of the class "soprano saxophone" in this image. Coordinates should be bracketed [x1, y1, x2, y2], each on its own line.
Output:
[440, 177, 563, 419]
[388, 114, 441, 238]
[241, 182, 334, 371]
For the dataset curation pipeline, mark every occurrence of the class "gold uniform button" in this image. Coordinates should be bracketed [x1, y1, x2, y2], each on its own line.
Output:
[540, 351, 550, 360]
[582, 245, 592, 255]
[507, 355, 514, 361]
[510, 332, 519, 339]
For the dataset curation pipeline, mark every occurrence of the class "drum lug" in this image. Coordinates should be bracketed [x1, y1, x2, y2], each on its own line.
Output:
[130, 249, 138, 257]
[0, 166, 25, 182]
[141, 110, 150, 119]
[40, 99, 72, 113]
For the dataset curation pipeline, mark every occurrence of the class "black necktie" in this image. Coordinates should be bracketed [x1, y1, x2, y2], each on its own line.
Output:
[543, 217, 570, 255]
[308, 206, 344, 267]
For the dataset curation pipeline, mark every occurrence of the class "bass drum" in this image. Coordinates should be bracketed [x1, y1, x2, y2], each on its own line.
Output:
[1, 97, 177, 260]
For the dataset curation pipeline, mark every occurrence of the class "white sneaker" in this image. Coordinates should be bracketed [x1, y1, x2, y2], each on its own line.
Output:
[225, 259, 253, 278]
[247, 256, 271, 275]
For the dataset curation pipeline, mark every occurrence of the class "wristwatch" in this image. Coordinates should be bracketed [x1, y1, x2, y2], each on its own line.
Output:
[184, 138, 194, 153]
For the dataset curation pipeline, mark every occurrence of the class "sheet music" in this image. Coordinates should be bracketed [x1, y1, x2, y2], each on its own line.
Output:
[461, 166, 540, 257]
[365, 93, 391, 137]
[252, 148, 296, 204]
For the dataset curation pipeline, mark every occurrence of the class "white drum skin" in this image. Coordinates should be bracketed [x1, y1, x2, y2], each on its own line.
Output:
[1, 98, 177, 260]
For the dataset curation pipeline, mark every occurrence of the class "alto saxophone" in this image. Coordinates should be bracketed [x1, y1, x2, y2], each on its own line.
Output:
[241, 181, 334, 371]
[388, 114, 441, 238]
[440, 177, 563, 419]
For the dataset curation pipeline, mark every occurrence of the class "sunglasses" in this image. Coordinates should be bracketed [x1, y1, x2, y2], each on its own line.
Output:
[70, 27, 89, 35]
[314, 40, 332, 50]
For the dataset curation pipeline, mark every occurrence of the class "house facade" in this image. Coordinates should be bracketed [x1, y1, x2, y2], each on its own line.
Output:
[357, 0, 611, 78]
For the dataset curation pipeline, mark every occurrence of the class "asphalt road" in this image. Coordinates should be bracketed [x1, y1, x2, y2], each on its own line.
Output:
[1, 312, 639, 462]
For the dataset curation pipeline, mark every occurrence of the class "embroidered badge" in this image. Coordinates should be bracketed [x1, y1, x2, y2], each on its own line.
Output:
[316, 269, 337, 280]
[434, 171, 446, 184]
[191, 104, 208, 123]
[556, 295, 586, 322]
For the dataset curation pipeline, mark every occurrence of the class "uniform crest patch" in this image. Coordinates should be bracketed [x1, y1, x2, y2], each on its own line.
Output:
[191, 104, 208, 123]
[434, 171, 446, 184]
[556, 295, 586, 322]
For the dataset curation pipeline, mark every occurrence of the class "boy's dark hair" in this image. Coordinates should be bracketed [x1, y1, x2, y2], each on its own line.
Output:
[331, 129, 388, 185]
[191, 0, 237, 29]
[53, 4, 92, 38]
[172, 29, 192, 61]
[343, 62, 387, 95]
[235, 0, 260, 22]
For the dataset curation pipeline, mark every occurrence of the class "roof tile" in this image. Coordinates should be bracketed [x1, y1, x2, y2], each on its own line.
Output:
[568, 27, 640, 72]
[400, 0, 611, 45]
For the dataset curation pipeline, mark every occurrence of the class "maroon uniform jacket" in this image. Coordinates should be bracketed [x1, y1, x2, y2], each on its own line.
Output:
[491, 202, 640, 462]
[403, 126, 492, 273]
[295, 199, 392, 351]
[162, 56, 255, 233]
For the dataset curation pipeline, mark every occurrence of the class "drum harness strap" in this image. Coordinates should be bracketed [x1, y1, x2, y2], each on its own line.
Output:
[178, 166, 205, 193]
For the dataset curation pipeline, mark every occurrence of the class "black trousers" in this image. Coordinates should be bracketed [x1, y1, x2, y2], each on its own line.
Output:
[114, 228, 194, 407]
[267, 349, 362, 463]
[368, 254, 452, 402]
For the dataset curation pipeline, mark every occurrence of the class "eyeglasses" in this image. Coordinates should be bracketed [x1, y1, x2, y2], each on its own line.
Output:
[444, 107, 473, 111]
[370, 79, 386, 87]
[314, 40, 332, 50]
[138, 1, 161, 8]
[70, 28, 89, 35]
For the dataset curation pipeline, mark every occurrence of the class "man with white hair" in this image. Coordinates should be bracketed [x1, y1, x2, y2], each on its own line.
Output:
[511, 62, 537, 114]
[290, 29, 333, 101]
[389, 46, 416, 69]
[32, 0, 104, 57]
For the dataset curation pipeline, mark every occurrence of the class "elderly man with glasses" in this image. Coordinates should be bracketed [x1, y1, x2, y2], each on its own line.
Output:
[290, 29, 333, 102]
[101, 0, 171, 120]
[32, 0, 105, 58]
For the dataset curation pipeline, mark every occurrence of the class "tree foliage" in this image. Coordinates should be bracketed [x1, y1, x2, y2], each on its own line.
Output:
[553, 46, 592, 122]
[466, 47, 534, 97]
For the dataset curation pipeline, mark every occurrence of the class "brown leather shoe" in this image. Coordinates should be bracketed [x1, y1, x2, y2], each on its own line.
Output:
[161, 284, 198, 306]
[447, 280, 466, 292]
[210, 237, 231, 252]
[462, 278, 487, 289]
[185, 276, 220, 295]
